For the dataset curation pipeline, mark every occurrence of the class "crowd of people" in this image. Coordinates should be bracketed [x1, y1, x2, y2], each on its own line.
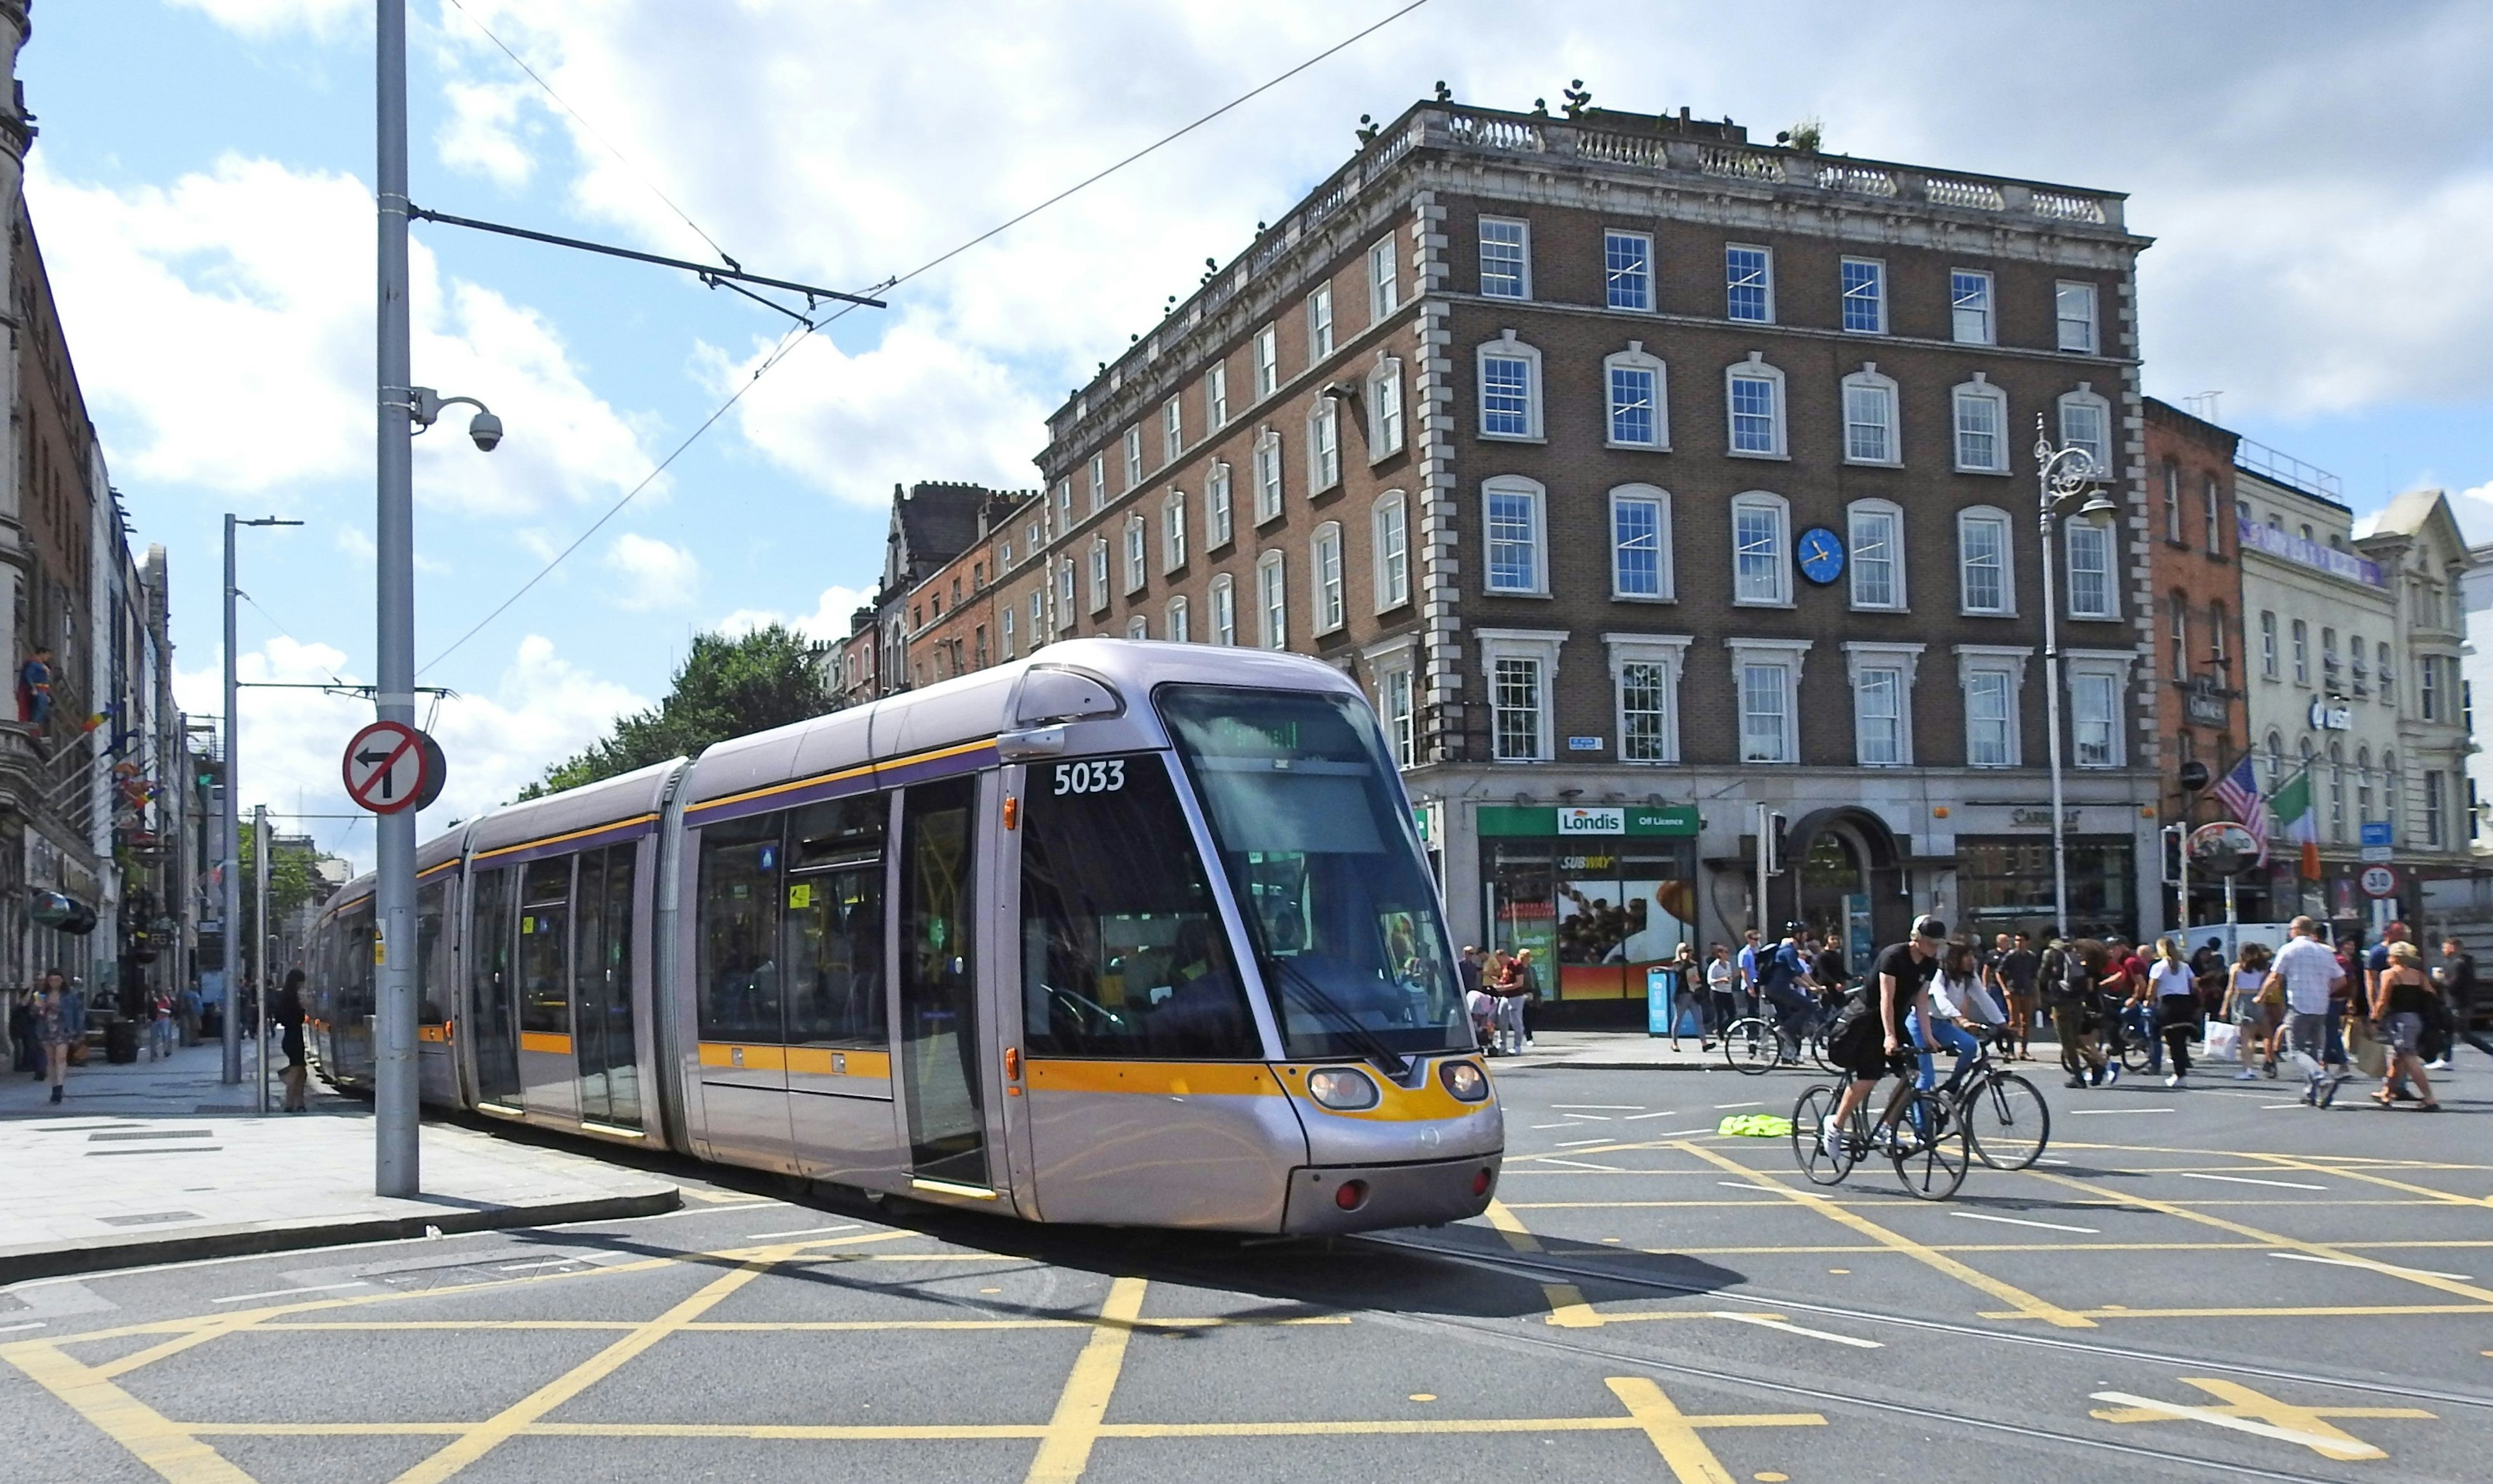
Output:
[1, 971, 313, 1109]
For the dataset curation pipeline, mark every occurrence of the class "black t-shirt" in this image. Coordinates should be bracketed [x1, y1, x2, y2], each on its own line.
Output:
[1870, 941, 1941, 1026]
[2000, 948, 2039, 992]
[1814, 948, 1846, 989]
[2441, 953, 2476, 1003]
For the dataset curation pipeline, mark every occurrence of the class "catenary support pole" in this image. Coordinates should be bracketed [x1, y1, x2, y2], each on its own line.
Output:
[220, 514, 241, 1085]
[373, 0, 419, 1197]
[254, 802, 270, 1115]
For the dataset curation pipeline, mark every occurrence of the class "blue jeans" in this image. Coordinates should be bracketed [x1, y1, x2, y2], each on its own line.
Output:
[1908, 1011, 1979, 1091]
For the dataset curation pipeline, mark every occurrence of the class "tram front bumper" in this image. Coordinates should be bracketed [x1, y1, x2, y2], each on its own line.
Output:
[1279, 1154, 1501, 1235]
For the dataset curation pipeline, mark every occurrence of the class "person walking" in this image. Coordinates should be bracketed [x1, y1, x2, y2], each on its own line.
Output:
[2433, 937, 2493, 1061]
[1735, 928, 1763, 1023]
[2266, 916, 2350, 1107]
[146, 987, 176, 1061]
[1507, 948, 1541, 1052]
[2150, 936, 2201, 1087]
[2220, 943, 2274, 1081]
[176, 980, 201, 1048]
[2050, 941, 2115, 1088]
[273, 969, 310, 1112]
[34, 977, 73, 1104]
[2371, 941, 2439, 1111]
[1666, 942, 1701, 1051]
[1704, 943, 1735, 1052]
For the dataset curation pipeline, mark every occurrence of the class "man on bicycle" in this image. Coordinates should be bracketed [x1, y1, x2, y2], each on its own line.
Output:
[1821, 915, 1946, 1157]
[1759, 922, 1817, 1058]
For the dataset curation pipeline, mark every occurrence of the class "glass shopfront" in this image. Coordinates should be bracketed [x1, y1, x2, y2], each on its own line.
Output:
[1958, 835, 2136, 943]
[1480, 805, 1699, 1022]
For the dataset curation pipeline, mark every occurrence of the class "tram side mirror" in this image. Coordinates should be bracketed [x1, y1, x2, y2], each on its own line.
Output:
[1013, 667, 1123, 726]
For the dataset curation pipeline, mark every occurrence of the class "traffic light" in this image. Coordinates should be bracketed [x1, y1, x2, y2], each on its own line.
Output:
[1765, 811, 1789, 876]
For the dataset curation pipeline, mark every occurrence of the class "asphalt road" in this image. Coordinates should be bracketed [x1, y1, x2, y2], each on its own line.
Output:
[4, 1049, 2487, 1484]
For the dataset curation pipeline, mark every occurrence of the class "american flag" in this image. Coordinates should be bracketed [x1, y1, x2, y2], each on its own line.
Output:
[2213, 754, 2266, 863]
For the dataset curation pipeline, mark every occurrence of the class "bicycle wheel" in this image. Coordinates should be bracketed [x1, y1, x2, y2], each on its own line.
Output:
[2117, 1027, 2153, 1072]
[1891, 1090, 1969, 1200]
[1791, 1083, 1854, 1185]
[1722, 1018, 1778, 1076]
[1809, 1026, 1841, 1076]
[1963, 1071, 2051, 1170]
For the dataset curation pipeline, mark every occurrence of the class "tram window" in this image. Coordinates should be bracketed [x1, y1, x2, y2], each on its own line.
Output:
[518, 858, 571, 1035]
[342, 904, 377, 1024]
[786, 794, 887, 1047]
[698, 813, 786, 1044]
[1021, 753, 1257, 1059]
[416, 882, 447, 1025]
[1160, 685, 1467, 1059]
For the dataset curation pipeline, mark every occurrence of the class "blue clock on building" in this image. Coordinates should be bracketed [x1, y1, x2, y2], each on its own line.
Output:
[1795, 526, 1845, 586]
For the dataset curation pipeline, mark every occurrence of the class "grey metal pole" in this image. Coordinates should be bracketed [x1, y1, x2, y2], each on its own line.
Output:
[254, 802, 270, 1115]
[373, 0, 420, 1197]
[221, 513, 242, 1084]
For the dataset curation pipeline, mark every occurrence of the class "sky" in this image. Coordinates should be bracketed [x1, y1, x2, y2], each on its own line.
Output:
[21, 0, 2493, 869]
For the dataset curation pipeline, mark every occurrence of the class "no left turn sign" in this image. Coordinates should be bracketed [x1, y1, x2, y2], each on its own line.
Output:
[342, 720, 434, 815]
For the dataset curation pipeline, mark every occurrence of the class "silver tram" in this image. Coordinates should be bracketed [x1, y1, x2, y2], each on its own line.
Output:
[303, 641, 1502, 1232]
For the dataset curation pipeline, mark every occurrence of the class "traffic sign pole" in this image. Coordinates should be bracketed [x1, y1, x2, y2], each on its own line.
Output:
[375, 0, 419, 1200]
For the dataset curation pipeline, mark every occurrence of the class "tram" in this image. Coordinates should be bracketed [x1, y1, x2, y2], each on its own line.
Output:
[304, 641, 1501, 1233]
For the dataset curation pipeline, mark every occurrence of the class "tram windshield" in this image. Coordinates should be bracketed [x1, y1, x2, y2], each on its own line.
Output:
[1158, 684, 1467, 1063]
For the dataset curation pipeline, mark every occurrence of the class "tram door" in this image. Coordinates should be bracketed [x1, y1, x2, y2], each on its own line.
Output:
[515, 858, 578, 1121]
[569, 846, 640, 1130]
[897, 777, 989, 1191]
[784, 797, 898, 1186]
[415, 880, 460, 1106]
[467, 867, 522, 1108]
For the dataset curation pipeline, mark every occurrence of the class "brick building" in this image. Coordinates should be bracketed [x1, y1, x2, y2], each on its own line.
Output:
[993, 99, 2164, 1022]
[827, 480, 1029, 704]
[2140, 397, 2248, 924]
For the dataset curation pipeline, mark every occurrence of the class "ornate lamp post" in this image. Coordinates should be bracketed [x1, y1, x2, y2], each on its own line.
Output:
[2034, 415, 2120, 939]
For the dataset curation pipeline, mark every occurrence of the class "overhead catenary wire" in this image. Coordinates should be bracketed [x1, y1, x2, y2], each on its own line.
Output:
[417, 0, 1431, 677]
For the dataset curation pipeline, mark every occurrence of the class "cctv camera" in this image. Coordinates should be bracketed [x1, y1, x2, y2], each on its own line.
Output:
[467, 411, 503, 452]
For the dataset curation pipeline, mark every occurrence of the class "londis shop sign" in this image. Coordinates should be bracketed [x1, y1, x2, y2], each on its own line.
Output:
[1476, 804, 1698, 837]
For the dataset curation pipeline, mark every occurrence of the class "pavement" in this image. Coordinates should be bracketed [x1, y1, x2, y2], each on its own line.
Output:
[0, 1039, 678, 1283]
[1, 1033, 2485, 1482]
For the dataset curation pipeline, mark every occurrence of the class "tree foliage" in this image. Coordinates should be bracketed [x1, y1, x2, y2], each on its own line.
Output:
[238, 821, 323, 957]
[519, 625, 832, 800]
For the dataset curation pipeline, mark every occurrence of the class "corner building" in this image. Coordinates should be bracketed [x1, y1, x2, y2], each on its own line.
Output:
[1006, 102, 2160, 1023]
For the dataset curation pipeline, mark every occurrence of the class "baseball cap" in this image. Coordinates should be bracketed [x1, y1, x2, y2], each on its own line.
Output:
[1782, 921, 1806, 935]
[1911, 915, 1947, 942]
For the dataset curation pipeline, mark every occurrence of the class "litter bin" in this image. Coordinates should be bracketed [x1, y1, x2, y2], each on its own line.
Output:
[105, 1017, 141, 1064]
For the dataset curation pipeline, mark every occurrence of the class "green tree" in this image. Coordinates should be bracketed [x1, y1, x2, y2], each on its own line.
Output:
[238, 820, 324, 969]
[520, 624, 832, 800]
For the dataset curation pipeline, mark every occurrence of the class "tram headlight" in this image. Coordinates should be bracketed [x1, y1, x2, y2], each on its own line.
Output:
[1306, 1066, 1382, 1111]
[1439, 1059, 1489, 1102]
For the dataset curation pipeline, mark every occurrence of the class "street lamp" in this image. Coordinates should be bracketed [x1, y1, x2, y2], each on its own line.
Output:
[221, 513, 302, 1085]
[2033, 414, 2119, 941]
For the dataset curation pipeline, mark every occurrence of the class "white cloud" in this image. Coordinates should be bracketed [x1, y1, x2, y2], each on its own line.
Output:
[701, 314, 1045, 506]
[167, 0, 358, 35]
[600, 532, 699, 610]
[717, 584, 871, 644]
[437, 78, 538, 190]
[177, 632, 645, 872]
[25, 154, 654, 515]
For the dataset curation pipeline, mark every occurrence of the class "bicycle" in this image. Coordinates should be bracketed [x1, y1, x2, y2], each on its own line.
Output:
[1931, 1027, 2052, 1170]
[1721, 995, 1836, 1076]
[1789, 1066, 1969, 1200]
[2101, 997, 2157, 1073]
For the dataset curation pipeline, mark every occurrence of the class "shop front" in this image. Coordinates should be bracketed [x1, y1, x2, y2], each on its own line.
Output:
[1479, 803, 1699, 1028]
[1957, 833, 2138, 944]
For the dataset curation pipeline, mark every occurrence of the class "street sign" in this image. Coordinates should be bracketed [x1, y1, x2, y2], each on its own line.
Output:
[2185, 821, 2260, 876]
[341, 720, 432, 815]
[2359, 820, 2393, 863]
[2358, 863, 2399, 899]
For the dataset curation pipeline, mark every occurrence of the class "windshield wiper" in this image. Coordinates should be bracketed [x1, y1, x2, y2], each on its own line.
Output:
[1261, 954, 1410, 1080]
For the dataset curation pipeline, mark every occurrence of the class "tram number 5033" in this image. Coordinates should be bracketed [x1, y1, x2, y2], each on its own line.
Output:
[1052, 759, 1126, 795]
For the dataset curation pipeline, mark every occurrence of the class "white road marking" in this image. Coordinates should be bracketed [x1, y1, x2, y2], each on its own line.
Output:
[2259, 1103, 2308, 1109]
[494, 1258, 584, 1272]
[2180, 1172, 2326, 1191]
[741, 1223, 861, 1241]
[2066, 1108, 2176, 1115]
[1718, 1181, 1829, 1200]
[1710, 1311, 1883, 1348]
[2089, 1391, 2381, 1460]
[2270, 1252, 2472, 1281]
[1528, 1122, 1578, 1130]
[1950, 1211, 2100, 1235]
[211, 1281, 369, 1304]
[0, 1321, 46, 1333]
[1554, 1137, 1612, 1148]
[2035, 1157, 2071, 1165]
[1714, 1101, 1764, 1109]
[1536, 1158, 1626, 1172]
[1622, 1110, 1681, 1120]
[1562, 1113, 1614, 1121]
[1551, 1104, 1643, 1111]
[1649, 1128, 1717, 1138]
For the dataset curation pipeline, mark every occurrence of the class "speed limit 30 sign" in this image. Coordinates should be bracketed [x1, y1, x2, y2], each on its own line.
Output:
[342, 720, 434, 815]
[2359, 863, 2400, 899]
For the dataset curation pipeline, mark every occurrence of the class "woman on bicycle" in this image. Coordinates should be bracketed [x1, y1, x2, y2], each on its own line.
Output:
[1820, 915, 1944, 1157]
[1918, 939, 2000, 1093]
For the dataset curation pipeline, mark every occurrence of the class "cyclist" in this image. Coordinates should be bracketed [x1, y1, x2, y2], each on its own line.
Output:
[1820, 915, 1946, 1157]
[1760, 922, 1817, 1057]
[1918, 939, 2000, 1093]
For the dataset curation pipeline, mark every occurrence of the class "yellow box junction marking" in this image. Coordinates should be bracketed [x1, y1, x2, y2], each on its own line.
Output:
[2090, 1377, 2432, 1461]
[1025, 1276, 1148, 1483]
[1483, 1198, 1601, 1327]
[1671, 1141, 2096, 1328]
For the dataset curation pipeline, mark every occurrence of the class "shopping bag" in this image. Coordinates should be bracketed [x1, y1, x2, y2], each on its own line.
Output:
[2203, 1020, 2239, 1064]
[2347, 1016, 2388, 1080]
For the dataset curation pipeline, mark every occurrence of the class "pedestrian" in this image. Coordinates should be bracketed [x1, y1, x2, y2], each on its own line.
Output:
[2220, 942, 2274, 1081]
[274, 969, 310, 1112]
[2265, 915, 2350, 1107]
[1667, 941, 1701, 1051]
[2370, 941, 2439, 1111]
[2150, 935, 2201, 1087]
[2050, 939, 2115, 1088]
[1992, 931, 2039, 1059]
[1506, 948, 1540, 1052]
[34, 975, 74, 1104]
[1704, 943, 1735, 1051]
[147, 987, 175, 1061]
[6, 987, 31, 1074]
[2433, 937, 2493, 1061]
[176, 981, 201, 1048]
[1735, 928, 1763, 1022]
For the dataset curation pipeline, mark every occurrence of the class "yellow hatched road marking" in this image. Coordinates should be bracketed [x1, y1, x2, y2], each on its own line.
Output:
[1672, 1142, 2095, 1328]
[1024, 1276, 1147, 1483]
[1607, 1377, 1823, 1483]
[1, 1340, 257, 1483]
[2240, 1151, 2493, 1207]
[2090, 1376, 2432, 1461]
[1483, 1199, 1601, 1327]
